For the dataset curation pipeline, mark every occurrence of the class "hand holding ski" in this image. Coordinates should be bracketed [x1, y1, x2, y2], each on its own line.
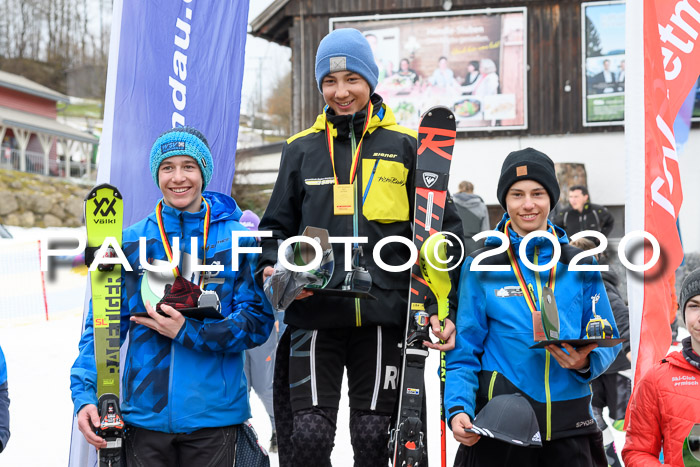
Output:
[423, 315, 455, 351]
[77, 404, 108, 449]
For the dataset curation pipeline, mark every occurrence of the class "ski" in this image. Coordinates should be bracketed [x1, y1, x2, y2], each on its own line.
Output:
[391, 106, 456, 467]
[419, 234, 453, 467]
[84, 184, 125, 466]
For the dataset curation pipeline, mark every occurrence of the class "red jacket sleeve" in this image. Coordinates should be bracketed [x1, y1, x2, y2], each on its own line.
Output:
[622, 369, 664, 466]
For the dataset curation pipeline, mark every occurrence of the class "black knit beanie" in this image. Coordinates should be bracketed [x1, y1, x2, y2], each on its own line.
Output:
[679, 268, 700, 324]
[496, 147, 560, 210]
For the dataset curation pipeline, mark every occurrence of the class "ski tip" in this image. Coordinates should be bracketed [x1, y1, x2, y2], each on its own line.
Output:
[85, 184, 123, 201]
[421, 105, 454, 120]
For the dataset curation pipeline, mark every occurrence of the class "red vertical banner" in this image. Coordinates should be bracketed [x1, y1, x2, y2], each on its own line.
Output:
[635, 0, 700, 384]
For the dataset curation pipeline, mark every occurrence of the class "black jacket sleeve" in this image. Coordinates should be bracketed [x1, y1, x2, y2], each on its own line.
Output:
[256, 143, 302, 286]
[605, 281, 630, 355]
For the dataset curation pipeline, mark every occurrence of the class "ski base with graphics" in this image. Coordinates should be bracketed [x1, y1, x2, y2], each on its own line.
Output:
[84, 184, 125, 466]
[390, 106, 456, 467]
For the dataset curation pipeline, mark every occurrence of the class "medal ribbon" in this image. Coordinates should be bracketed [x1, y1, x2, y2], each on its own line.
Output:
[326, 100, 374, 185]
[503, 219, 557, 314]
[156, 196, 210, 287]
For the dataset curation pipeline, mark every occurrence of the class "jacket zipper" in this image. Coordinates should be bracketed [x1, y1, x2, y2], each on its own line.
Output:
[349, 114, 362, 327]
[362, 159, 380, 204]
[545, 352, 552, 440]
[488, 371, 498, 400]
[168, 340, 175, 431]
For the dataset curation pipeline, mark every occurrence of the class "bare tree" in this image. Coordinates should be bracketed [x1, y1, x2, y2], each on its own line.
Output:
[265, 70, 292, 135]
[16, 0, 32, 58]
[0, 0, 110, 98]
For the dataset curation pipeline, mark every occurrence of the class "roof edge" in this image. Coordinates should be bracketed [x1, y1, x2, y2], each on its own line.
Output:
[0, 81, 70, 104]
[250, 0, 291, 34]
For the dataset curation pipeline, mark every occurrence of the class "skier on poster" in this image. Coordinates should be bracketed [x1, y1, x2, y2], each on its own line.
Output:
[256, 28, 462, 466]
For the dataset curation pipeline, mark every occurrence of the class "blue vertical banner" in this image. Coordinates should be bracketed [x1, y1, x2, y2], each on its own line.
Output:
[99, 0, 249, 226]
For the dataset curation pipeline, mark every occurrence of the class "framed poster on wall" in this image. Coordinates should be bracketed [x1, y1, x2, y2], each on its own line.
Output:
[582, 1, 626, 126]
[330, 8, 528, 132]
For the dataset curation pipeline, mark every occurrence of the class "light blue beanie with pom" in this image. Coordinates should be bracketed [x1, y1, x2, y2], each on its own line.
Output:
[149, 127, 213, 189]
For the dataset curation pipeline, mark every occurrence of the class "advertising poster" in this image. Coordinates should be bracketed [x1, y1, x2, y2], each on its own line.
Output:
[331, 8, 527, 132]
[582, 1, 626, 126]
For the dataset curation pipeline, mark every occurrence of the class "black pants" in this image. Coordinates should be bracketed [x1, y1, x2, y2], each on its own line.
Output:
[591, 373, 631, 426]
[274, 327, 399, 466]
[125, 425, 237, 467]
[454, 431, 607, 467]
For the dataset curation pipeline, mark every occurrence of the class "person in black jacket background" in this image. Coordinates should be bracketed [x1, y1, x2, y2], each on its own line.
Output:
[571, 237, 629, 467]
[553, 185, 614, 240]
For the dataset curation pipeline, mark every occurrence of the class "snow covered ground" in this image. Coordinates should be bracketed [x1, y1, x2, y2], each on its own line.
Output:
[0, 226, 687, 465]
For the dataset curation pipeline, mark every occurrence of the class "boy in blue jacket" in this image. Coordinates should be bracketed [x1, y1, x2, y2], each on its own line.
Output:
[71, 127, 274, 466]
[445, 148, 619, 466]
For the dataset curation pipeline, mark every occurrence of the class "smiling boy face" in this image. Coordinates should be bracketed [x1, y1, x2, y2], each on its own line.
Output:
[505, 179, 551, 236]
[158, 155, 203, 213]
[321, 71, 371, 116]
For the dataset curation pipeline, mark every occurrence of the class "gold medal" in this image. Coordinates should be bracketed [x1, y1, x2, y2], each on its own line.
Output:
[333, 184, 354, 215]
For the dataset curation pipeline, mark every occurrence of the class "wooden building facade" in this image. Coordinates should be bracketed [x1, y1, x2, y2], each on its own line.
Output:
[251, 0, 621, 136]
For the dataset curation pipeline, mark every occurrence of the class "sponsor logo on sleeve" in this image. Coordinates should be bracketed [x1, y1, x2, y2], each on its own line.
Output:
[304, 177, 335, 186]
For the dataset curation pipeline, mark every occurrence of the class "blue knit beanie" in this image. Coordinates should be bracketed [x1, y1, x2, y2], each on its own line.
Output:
[315, 28, 379, 94]
[149, 127, 213, 189]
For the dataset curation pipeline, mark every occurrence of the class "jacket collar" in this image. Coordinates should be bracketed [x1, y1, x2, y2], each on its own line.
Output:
[148, 191, 242, 225]
[313, 93, 393, 139]
[682, 337, 700, 370]
[666, 348, 700, 372]
[490, 212, 568, 250]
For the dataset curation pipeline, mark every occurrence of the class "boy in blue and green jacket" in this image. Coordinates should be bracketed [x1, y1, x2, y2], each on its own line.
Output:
[446, 148, 620, 466]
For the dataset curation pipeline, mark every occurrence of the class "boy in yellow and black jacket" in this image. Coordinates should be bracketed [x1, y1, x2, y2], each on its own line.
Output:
[257, 28, 462, 466]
